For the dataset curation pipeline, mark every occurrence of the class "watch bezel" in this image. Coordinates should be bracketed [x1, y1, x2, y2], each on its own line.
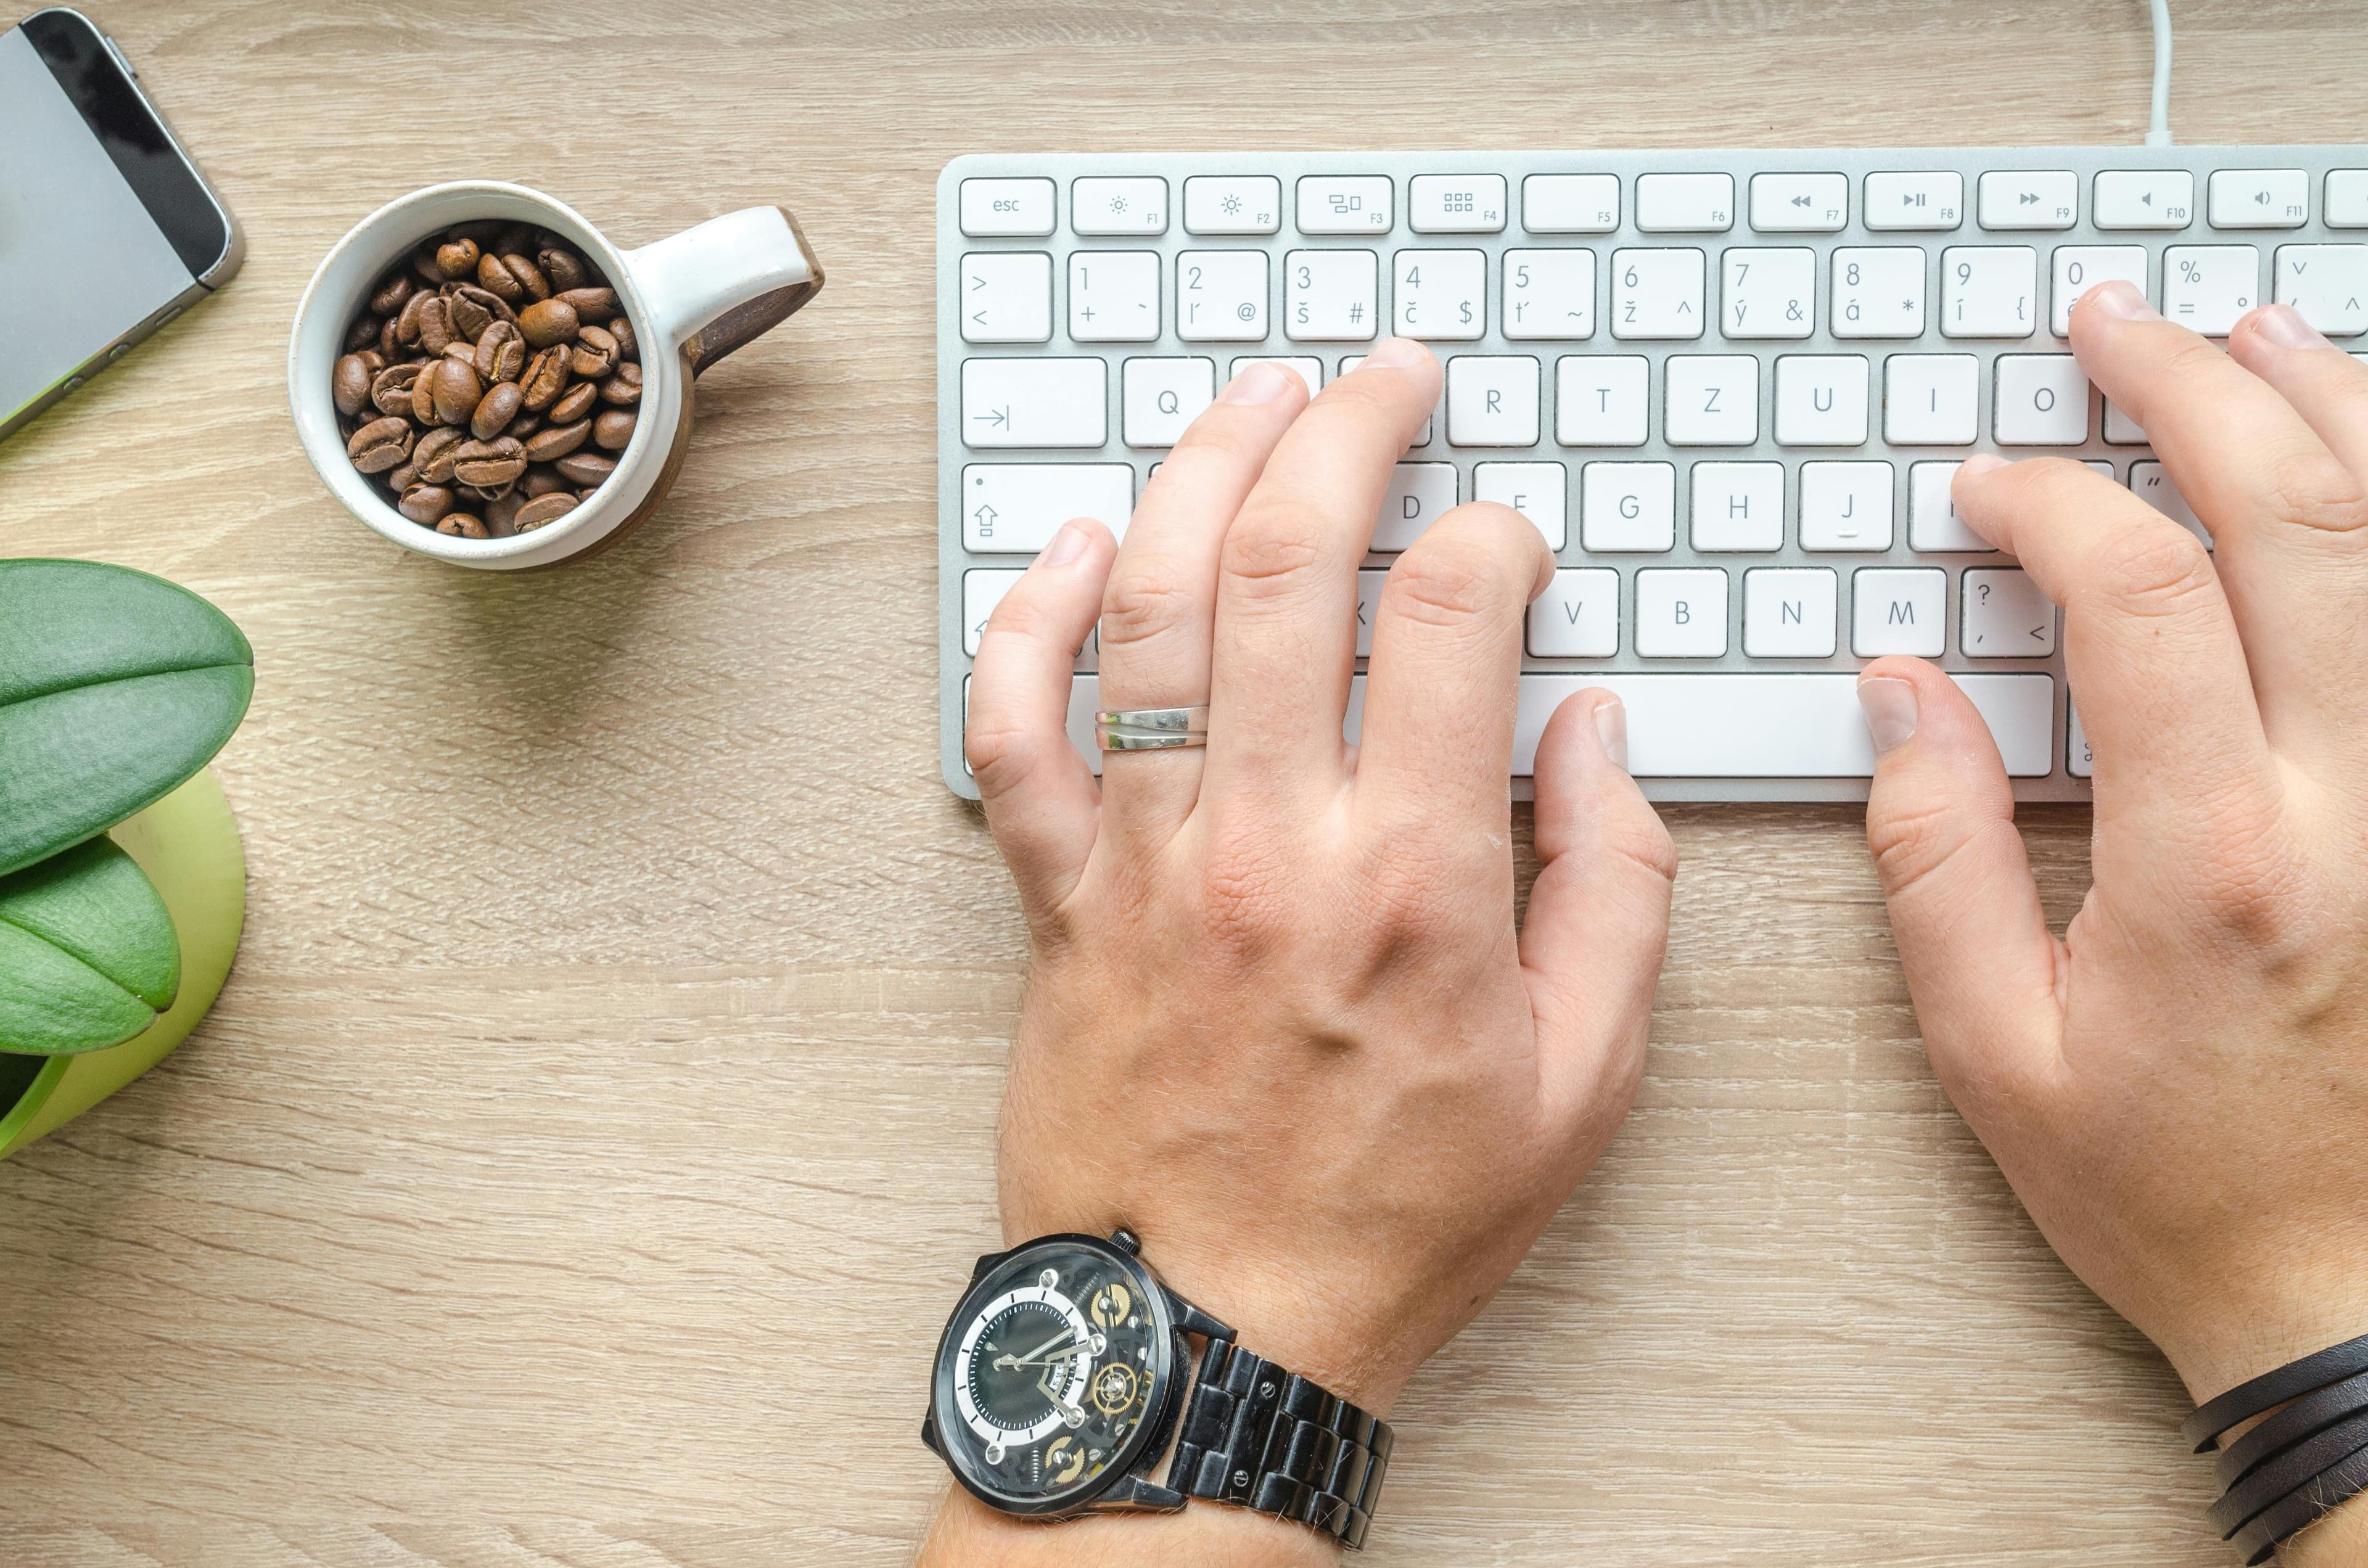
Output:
[929, 1231, 1182, 1517]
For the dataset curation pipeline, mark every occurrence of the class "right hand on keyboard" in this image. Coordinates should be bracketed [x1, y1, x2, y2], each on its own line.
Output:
[1857, 280, 2368, 1564]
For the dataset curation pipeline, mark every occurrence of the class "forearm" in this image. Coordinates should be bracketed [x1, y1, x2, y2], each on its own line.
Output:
[918, 1486, 1337, 1568]
[2284, 1500, 2368, 1568]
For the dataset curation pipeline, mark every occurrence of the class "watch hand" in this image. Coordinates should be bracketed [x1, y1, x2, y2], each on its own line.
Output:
[993, 1326, 1082, 1369]
[1001, 1344, 1096, 1369]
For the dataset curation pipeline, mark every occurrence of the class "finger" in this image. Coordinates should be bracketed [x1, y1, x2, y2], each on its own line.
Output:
[1950, 454, 2275, 829]
[2228, 303, 2368, 478]
[1355, 501, 1550, 822]
[1520, 691, 1675, 1139]
[1095, 361, 1311, 846]
[966, 519, 1116, 919]
[1855, 660, 2065, 1112]
[1203, 338, 1442, 800]
[2071, 281, 2368, 750]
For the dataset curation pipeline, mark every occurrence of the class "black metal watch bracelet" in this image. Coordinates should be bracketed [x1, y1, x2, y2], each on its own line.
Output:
[1165, 1338, 1394, 1551]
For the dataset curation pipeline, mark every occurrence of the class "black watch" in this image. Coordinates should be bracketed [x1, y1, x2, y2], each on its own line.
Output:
[921, 1228, 1394, 1550]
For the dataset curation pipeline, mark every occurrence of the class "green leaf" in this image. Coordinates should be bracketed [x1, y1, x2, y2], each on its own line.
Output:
[0, 559, 253, 877]
[0, 836, 180, 1056]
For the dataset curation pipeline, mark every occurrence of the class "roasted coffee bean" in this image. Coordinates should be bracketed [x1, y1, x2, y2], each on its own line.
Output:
[508, 411, 543, 438]
[385, 461, 419, 491]
[334, 353, 376, 417]
[409, 363, 438, 424]
[593, 409, 636, 451]
[459, 480, 515, 505]
[436, 512, 490, 538]
[348, 416, 414, 472]
[471, 379, 522, 440]
[377, 316, 401, 358]
[555, 286, 619, 322]
[555, 451, 616, 486]
[398, 482, 456, 524]
[607, 313, 637, 361]
[537, 245, 588, 293]
[476, 250, 528, 303]
[395, 289, 430, 347]
[570, 324, 618, 379]
[427, 358, 482, 426]
[343, 313, 381, 353]
[512, 493, 578, 532]
[447, 292, 493, 342]
[599, 363, 642, 406]
[416, 294, 455, 355]
[371, 362, 425, 416]
[548, 380, 598, 424]
[517, 297, 579, 349]
[522, 464, 570, 498]
[413, 426, 466, 483]
[369, 272, 415, 316]
[410, 240, 446, 284]
[435, 236, 481, 280]
[442, 341, 479, 369]
[472, 321, 523, 383]
[519, 344, 572, 410]
[486, 491, 525, 535]
[523, 419, 591, 462]
[451, 436, 528, 487]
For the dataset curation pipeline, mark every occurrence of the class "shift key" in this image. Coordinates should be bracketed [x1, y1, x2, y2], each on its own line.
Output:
[961, 358, 1108, 448]
[960, 463, 1135, 551]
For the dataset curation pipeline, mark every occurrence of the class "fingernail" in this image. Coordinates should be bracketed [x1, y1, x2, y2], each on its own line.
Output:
[1593, 698, 1629, 773]
[1957, 453, 2008, 480]
[2084, 279, 2163, 322]
[1858, 677, 1919, 757]
[1359, 336, 1430, 370]
[1040, 519, 1091, 568]
[1220, 361, 1293, 404]
[2252, 302, 2332, 351]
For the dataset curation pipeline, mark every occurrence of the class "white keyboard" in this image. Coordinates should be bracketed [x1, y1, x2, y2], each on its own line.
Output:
[937, 148, 2368, 802]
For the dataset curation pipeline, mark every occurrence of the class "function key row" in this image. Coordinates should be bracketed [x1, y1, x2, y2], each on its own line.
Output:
[960, 169, 2368, 240]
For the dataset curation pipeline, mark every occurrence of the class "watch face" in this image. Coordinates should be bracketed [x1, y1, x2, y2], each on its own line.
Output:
[931, 1235, 1175, 1513]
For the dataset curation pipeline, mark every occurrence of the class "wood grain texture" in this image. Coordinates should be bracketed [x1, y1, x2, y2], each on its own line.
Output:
[2, 1, 2359, 1562]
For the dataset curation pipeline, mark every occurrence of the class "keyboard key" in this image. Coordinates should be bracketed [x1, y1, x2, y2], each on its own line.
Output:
[1743, 568, 1838, 657]
[1832, 247, 1926, 338]
[1749, 173, 1848, 232]
[1907, 460, 1992, 551]
[1177, 251, 1269, 340]
[2163, 245, 2259, 334]
[1297, 175, 1394, 234]
[1447, 356, 1541, 446]
[1372, 462, 1460, 550]
[959, 462, 1133, 551]
[1798, 461, 1894, 550]
[1523, 173, 1620, 234]
[1884, 354, 1979, 444]
[1961, 567, 2057, 657]
[1410, 174, 1507, 233]
[1941, 246, 2038, 336]
[2273, 245, 2368, 337]
[2327, 171, 2368, 229]
[2050, 245, 2148, 336]
[1474, 461, 1568, 548]
[1611, 248, 1707, 339]
[1556, 356, 1650, 446]
[2129, 460, 2211, 545]
[1582, 461, 1675, 550]
[1979, 170, 2076, 230]
[1852, 567, 1947, 655]
[2105, 399, 2146, 443]
[1355, 568, 1387, 655]
[1503, 250, 1596, 339]
[2094, 170, 2193, 230]
[960, 252, 1053, 342]
[1636, 173, 1735, 232]
[960, 177, 1055, 236]
[1865, 171, 1963, 231]
[1072, 178, 1169, 236]
[1228, 356, 1323, 396]
[1664, 355, 1759, 445]
[1183, 176, 1281, 234]
[2209, 168, 2308, 229]
[1994, 355, 2090, 445]
[962, 568, 1022, 654]
[1688, 461, 1783, 551]
[1285, 249, 1379, 340]
[962, 358, 1106, 448]
[1527, 569, 1620, 657]
[1122, 356, 1215, 446]
[1721, 247, 1815, 339]
[1068, 251, 1161, 342]
[1392, 249, 1486, 340]
[1773, 354, 1869, 446]
[1635, 569, 1729, 657]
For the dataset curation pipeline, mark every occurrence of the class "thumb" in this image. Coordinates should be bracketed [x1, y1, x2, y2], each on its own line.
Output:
[1521, 691, 1677, 1138]
[1858, 659, 2065, 1106]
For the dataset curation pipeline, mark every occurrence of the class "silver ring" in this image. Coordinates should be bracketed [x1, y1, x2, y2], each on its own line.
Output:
[1096, 704, 1209, 752]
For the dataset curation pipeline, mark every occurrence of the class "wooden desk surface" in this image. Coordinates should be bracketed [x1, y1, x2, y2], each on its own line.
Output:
[3, 2, 2353, 1561]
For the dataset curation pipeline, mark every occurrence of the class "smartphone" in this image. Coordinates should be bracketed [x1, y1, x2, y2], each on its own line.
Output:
[0, 7, 242, 442]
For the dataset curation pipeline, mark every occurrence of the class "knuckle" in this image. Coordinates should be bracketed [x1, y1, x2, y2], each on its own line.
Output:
[1098, 570, 1199, 651]
[2087, 526, 2219, 620]
[2258, 449, 2368, 535]
[1195, 831, 1302, 957]
[1867, 797, 1989, 904]
[1386, 538, 1504, 628]
[963, 721, 1038, 800]
[1220, 517, 1326, 599]
[1601, 810, 1680, 888]
[2187, 801, 2311, 945]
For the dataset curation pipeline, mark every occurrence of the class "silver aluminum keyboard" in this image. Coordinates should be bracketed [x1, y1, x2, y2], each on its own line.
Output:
[937, 147, 2368, 803]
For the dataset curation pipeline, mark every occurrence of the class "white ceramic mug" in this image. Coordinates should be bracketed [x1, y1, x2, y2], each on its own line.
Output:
[290, 182, 823, 569]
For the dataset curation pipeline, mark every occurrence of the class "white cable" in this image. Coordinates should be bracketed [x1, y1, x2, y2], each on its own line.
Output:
[2145, 0, 2174, 146]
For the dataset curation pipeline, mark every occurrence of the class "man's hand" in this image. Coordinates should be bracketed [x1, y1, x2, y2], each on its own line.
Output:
[927, 345, 1674, 1564]
[1858, 282, 2368, 1565]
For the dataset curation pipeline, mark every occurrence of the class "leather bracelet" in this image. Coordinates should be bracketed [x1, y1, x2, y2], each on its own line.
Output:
[2215, 1368, 2368, 1490]
[2209, 1408, 2368, 1538]
[2230, 1440, 2368, 1567]
[2185, 1332, 2368, 1452]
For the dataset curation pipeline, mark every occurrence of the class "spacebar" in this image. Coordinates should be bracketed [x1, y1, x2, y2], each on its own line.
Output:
[1508, 674, 2055, 778]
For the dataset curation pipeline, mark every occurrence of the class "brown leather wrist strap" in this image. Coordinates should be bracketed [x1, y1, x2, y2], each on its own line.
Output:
[2214, 1368, 2368, 1488]
[2184, 1334, 2368, 1564]
[2185, 1332, 2368, 1452]
[2208, 1408, 2368, 1539]
[2230, 1443, 2368, 1566]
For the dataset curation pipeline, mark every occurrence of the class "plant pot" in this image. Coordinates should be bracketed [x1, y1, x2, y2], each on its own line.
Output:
[0, 768, 246, 1158]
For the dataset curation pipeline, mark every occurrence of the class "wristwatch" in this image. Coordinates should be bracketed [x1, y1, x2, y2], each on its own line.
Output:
[921, 1228, 1394, 1550]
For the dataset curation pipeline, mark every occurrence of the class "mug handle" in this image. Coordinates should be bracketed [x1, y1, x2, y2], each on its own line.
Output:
[622, 206, 825, 377]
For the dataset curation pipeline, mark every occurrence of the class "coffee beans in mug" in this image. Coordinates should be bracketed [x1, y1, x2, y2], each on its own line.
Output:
[333, 221, 641, 536]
